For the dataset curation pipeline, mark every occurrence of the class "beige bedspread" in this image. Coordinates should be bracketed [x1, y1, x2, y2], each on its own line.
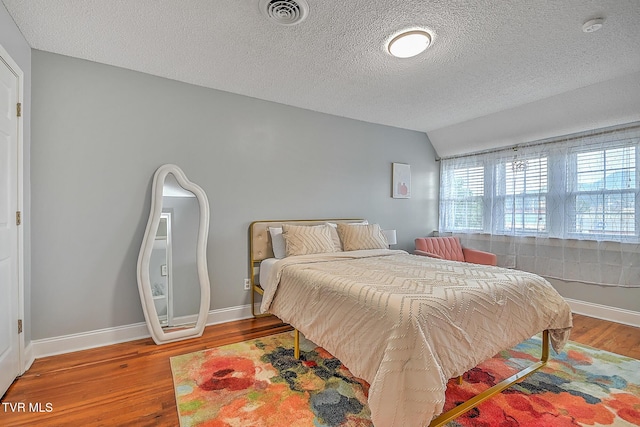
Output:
[261, 249, 572, 427]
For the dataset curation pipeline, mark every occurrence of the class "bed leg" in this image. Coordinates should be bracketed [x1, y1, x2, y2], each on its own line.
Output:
[429, 330, 550, 427]
[294, 329, 300, 359]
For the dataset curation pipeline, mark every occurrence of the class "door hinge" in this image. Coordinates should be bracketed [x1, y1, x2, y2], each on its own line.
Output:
[16, 211, 21, 226]
[17, 102, 22, 117]
[18, 319, 23, 334]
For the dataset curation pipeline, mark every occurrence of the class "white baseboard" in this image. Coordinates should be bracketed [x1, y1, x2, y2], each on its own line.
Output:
[205, 304, 255, 325]
[22, 342, 34, 375]
[565, 298, 640, 328]
[31, 322, 151, 359]
[31, 304, 255, 359]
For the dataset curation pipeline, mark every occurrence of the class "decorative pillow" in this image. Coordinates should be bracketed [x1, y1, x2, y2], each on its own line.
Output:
[268, 227, 287, 259]
[326, 221, 368, 250]
[325, 224, 342, 251]
[337, 223, 388, 251]
[282, 224, 338, 256]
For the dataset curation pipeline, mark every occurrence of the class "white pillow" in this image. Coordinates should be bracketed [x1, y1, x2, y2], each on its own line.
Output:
[326, 220, 368, 227]
[268, 227, 286, 259]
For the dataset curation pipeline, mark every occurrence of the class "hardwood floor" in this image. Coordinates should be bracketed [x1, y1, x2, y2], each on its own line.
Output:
[1, 314, 638, 426]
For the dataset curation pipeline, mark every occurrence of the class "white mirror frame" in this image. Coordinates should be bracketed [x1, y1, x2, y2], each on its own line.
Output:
[137, 164, 211, 344]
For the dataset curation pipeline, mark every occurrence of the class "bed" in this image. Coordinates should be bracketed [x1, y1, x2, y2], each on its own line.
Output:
[249, 219, 573, 427]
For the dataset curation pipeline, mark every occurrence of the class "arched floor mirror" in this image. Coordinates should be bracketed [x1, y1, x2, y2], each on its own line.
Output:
[137, 164, 211, 344]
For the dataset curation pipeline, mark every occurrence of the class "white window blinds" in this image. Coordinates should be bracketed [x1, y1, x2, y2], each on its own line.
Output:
[440, 163, 484, 231]
[497, 156, 548, 233]
[570, 145, 636, 237]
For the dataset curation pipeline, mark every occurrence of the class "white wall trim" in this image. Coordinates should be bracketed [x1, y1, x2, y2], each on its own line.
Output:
[22, 342, 34, 373]
[31, 304, 255, 359]
[205, 304, 255, 325]
[32, 322, 150, 359]
[565, 298, 640, 328]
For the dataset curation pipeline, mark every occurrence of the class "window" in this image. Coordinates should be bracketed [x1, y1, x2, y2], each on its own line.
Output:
[439, 164, 484, 231]
[439, 124, 640, 243]
[570, 145, 636, 237]
[496, 156, 548, 233]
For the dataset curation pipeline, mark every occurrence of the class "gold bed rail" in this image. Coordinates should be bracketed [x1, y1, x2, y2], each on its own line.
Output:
[292, 330, 549, 425]
[250, 219, 551, 425]
[429, 329, 550, 426]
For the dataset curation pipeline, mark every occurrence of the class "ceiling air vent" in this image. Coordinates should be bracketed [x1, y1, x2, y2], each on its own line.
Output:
[259, 0, 309, 26]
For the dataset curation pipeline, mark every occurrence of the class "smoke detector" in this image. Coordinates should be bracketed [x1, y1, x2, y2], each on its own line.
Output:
[260, 0, 309, 26]
[582, 18, 605, 33]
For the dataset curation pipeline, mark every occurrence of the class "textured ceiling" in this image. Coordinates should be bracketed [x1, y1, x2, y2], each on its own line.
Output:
[3, 0, 640, 157]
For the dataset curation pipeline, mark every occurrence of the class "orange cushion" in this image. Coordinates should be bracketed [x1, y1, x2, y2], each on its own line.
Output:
[415, 237, 465, 262]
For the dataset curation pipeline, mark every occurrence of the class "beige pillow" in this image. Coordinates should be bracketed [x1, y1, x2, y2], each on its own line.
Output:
[326, 224, 342, 251]
[282, 224, 338, 256]
[326, 221, 368, 250]
[337, 223, 388, 251]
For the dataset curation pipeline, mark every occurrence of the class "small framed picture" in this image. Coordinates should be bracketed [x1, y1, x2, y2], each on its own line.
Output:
[392, 163, 411, 199]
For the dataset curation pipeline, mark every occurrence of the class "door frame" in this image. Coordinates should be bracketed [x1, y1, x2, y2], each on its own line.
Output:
[0, 42, 26, 375]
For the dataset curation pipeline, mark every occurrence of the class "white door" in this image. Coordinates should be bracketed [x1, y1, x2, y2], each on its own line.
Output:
[0, 50, 20, 397]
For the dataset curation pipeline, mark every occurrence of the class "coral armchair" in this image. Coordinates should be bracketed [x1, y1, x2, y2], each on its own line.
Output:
[414, 236, 497, 266]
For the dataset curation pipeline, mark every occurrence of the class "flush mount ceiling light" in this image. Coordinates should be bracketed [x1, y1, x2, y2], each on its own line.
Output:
[388, 30, 432, 58]
[582, 18, 605, 33]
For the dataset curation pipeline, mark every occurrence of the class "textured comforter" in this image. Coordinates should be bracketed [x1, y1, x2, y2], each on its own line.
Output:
[261, 249, 573, 427]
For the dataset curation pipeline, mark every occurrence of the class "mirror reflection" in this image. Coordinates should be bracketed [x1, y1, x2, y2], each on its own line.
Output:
[151, 214, 171, 326]
[151, 174, 202, 329]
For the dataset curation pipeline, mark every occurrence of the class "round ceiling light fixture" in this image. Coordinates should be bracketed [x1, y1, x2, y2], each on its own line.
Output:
[388, 30, 432, 58]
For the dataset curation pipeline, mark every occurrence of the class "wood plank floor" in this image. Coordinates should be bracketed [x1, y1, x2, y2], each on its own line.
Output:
[1, 314, 638, 426]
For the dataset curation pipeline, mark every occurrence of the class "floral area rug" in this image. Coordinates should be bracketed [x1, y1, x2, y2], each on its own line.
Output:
[170, 332, 640, 427]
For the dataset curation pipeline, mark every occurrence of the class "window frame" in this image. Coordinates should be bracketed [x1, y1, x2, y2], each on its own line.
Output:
[439, 162, 486, 232]
[493, 155, 549, 236]
[566, 141, 638, 241]
[438, 128, 640, 244]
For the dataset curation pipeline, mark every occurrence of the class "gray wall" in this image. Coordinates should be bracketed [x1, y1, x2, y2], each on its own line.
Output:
[548, 279, 639, 312]
[31, 50, 439, 340]
[0, 3, 32, 343]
